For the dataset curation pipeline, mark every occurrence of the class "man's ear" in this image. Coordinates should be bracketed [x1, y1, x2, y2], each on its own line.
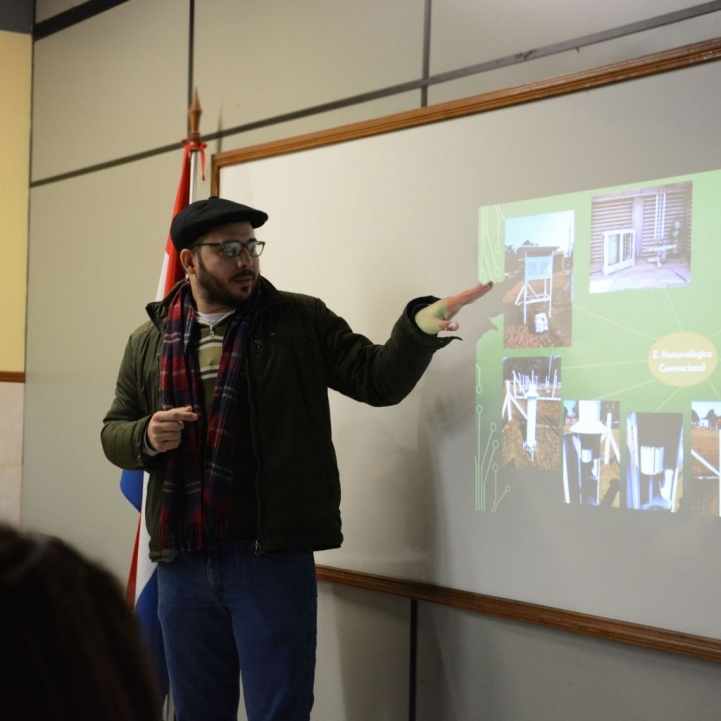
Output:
[180, 248, 196, 276]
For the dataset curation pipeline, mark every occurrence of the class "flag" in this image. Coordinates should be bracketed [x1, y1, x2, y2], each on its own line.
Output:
[156, 142, 196, 300]
[120, 141, 205, 703]
[120, 468, 167, 698]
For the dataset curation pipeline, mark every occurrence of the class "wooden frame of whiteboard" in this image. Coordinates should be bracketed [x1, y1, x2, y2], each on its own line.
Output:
[212, 38, 721, 663]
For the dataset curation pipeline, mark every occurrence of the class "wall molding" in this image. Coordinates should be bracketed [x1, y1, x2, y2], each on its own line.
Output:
[0, 371, 25, 383]
[316, 565, 721, 663]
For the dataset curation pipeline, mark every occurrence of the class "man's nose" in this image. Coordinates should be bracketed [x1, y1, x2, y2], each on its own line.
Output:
[235, 246, 253, 264]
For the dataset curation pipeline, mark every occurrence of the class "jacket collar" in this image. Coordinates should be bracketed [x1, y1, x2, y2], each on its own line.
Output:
[145, 276, 284, 330]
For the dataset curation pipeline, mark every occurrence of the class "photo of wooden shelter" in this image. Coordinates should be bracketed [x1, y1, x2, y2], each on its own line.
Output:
[589, 181, 692, 294]
[502, 210, 574, 349]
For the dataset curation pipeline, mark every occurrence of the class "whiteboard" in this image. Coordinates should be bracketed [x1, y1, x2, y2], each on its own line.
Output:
[217, 42, 721, 640]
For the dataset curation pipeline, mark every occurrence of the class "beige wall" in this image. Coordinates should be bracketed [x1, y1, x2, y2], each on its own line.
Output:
[0, 29, 31, 373]
[0, 28, 31, 526]
[23, 2, 721, 720]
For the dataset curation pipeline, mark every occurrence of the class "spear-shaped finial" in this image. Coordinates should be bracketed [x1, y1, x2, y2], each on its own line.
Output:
[188, 88, 202, 143]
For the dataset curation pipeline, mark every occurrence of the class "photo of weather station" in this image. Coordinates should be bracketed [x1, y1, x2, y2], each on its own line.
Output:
[501, 355, 562, 472]
[589, 181, 692, 295]
[501, 210, 574, 349]
[626, 412, 683, 512]
[688, 401, 721, 516]
[562, 400, 621, 507]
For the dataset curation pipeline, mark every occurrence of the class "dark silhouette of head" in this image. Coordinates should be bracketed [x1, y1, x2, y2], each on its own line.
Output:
[0, 524, 161, 720]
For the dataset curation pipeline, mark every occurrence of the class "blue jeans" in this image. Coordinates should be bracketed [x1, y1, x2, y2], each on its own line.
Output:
[157, 541, 317, 721]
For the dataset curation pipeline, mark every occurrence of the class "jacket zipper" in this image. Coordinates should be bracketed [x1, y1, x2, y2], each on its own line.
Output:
[242, 292, 285, 554]
[248, 335, 265, 554]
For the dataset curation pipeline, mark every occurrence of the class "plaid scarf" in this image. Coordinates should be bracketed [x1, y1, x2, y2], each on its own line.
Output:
[158, 280, 259, 551]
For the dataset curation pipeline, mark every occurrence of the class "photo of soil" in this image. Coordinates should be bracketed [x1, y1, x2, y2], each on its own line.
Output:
[501, 356, 562, 472]
[502, 271, 573, 349]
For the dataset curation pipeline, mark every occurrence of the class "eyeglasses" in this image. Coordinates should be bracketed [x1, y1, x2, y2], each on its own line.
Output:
[192, 239, 266, 258]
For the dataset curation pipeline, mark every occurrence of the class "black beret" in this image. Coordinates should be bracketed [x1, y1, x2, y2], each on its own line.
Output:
[170, 196, 269, 251]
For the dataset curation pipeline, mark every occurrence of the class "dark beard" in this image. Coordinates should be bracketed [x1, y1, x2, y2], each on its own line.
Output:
[195, 257, 257, 308]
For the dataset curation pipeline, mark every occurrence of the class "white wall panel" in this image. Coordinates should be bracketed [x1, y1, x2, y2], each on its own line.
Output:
[0, 467, 22, 526]
[0, 382, 24, 526]
[429, 12, 721, 105]
[31, 0, 188, 180]
[430, 0, 714, 75]
[194, 0, 424, 137]
[416, 602, 721, 721]
[314, 584, 409, 721]
[24, 149, 189, 579]
[0, 383, 24, 467]
[198, 90, 421, 199]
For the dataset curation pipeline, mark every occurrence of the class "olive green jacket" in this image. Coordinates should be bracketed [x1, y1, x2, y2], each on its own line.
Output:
[101, 277, 453, 558]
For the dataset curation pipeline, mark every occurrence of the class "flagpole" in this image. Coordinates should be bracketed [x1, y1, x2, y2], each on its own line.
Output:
[187, 88, 202, 205]
[159, 89, 203, 721]
[120, 88, 207, 721]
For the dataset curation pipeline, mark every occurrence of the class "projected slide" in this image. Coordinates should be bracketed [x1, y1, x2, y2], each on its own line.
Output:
[476, 168, 721, 516]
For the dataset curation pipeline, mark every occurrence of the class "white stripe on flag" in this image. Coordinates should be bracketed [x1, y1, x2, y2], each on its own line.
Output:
[135, 471, 156, 604]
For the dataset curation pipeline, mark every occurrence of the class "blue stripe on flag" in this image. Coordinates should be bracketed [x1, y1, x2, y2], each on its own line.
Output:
[120, 468, 144, 512]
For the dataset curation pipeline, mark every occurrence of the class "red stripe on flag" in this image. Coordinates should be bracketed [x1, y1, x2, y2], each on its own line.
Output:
[126, 515, 141, 606]
[159, 144, 198, 298]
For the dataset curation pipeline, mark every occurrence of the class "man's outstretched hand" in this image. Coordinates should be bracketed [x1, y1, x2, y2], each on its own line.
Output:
[415, 281, 495, 335]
